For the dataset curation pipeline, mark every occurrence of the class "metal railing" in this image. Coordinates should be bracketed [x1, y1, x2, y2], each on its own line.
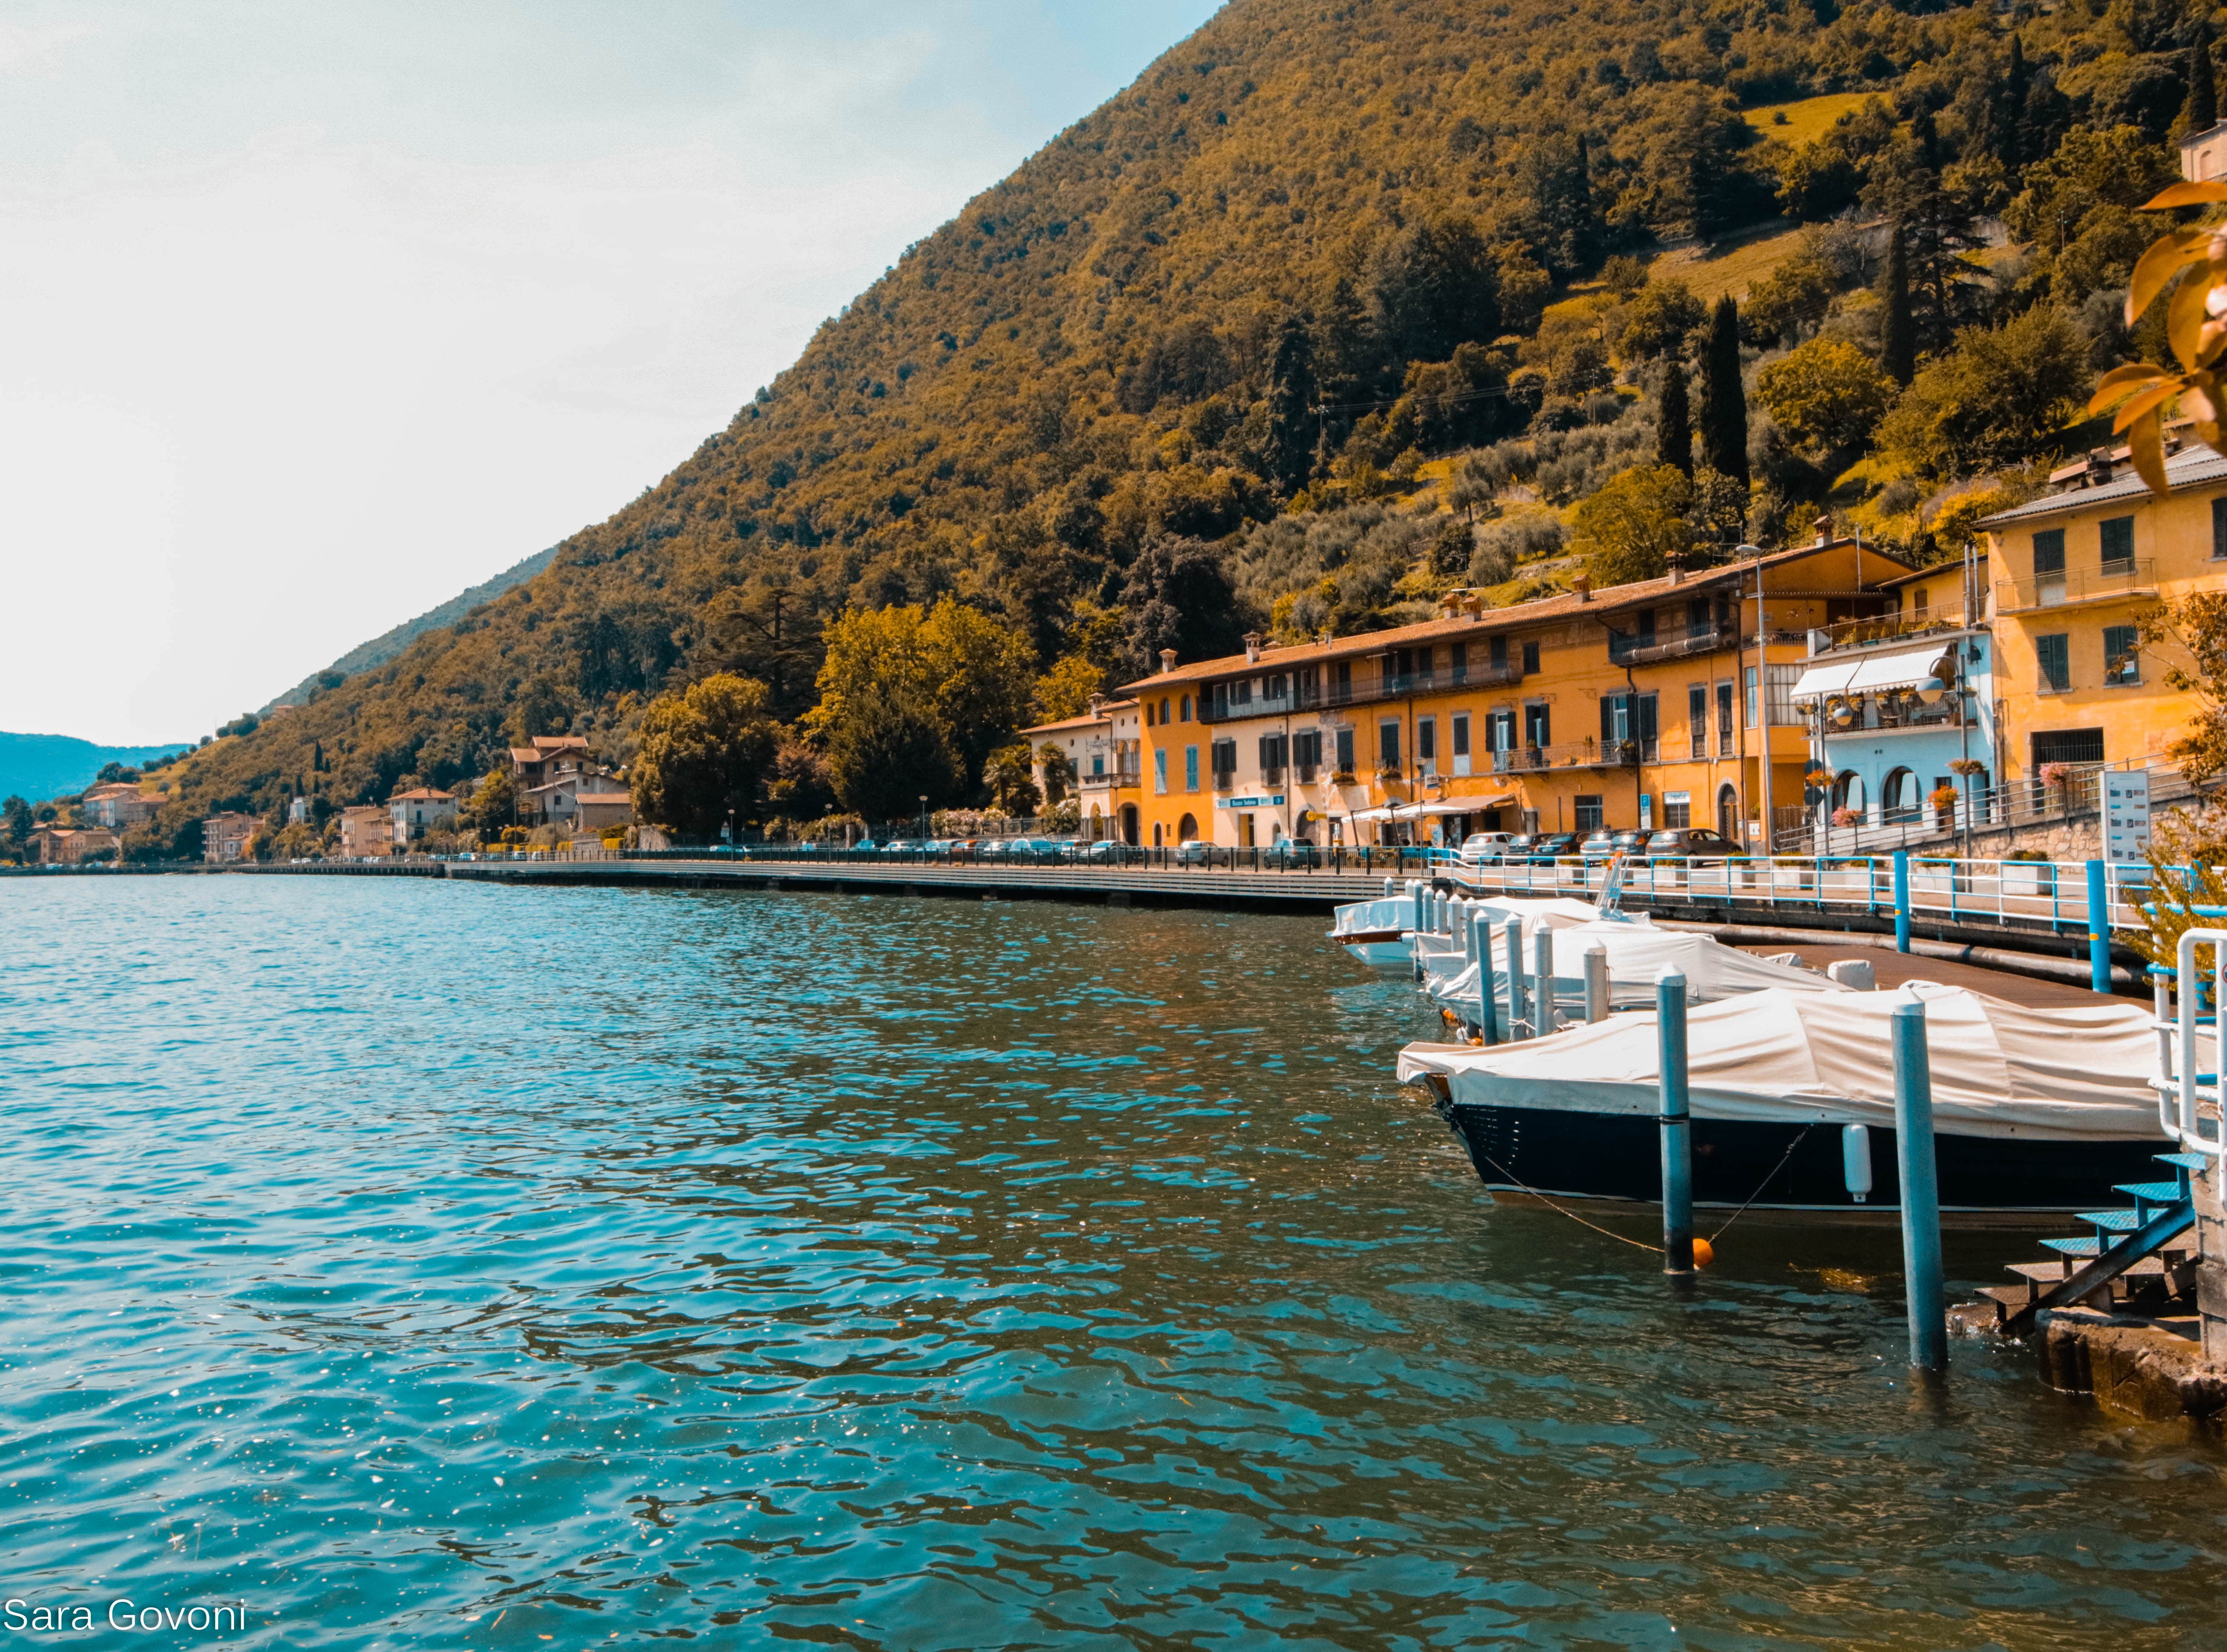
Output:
[1609, 623, 1735, 665]
[1996, 557, 2156, 612]
[1775, 756, 2204, 855]
[1808, 608, 1974, 652]
[1200, 660, 1525, 723]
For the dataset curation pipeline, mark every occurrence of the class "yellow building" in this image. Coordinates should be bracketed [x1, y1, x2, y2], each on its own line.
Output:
[1118, 536, 1905, 850]
[1976, 440, 2227, 799]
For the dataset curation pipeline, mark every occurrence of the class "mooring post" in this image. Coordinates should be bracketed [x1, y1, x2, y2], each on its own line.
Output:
[1657, 967, 1693, 1276]
[1473, 911, 1500, 1046]
[1891, 998, 1948, 1373]
[1892, 849, 1911, 954]
[1584, 944, 1610, 1023]
[1534, 926, 1556, 1035]
[1504, 915, 1528, 1041]
[2087, 859, 2111, 995]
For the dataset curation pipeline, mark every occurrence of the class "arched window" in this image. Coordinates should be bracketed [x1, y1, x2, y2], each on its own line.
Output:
[1180, 695, 1192, 722]
[1881, 766, 1917, 823]
[1716, 784, 1739, 842]
[1834, 771, 1867, 819]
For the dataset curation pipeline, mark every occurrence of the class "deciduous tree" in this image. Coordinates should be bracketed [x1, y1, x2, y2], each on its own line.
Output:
[630, 673, 781, 839]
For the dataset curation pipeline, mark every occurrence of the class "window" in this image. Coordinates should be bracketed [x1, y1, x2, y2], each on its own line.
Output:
[1334, 727, 1354, 774]
[2032, 728, 2105, 766]
[1266, 673, 1287, 700]
[1744, 666, 1760, 727]
[1717, 681, 1734, 755]
[1489, 635, 1508, 671]
[1378, 719, 1401, 770]
[1293, 730, 1321, 776]
[1688, 685, 1707, 753]
[1521, 640, 1539, 675]
[1663, 790, 1692, 828]
[2100, 515, 2135, 569]
[2214, 496, 2227, 560]
[1524, 700, 1551, 750]
[1210, 738, 1237, 785]
[1452, 641, 1469, 682]
[1233, 679, 1252, 707]
[1144, 702, 1154, 727]
[1333, 660, 1352, 701]
[1159, 697, 1170, 724]
[1258, 733, 1287, 775]
[1180, 695, 1192, 722]
[1154, 750, 1168, 793]
[2033, 528, 2065, 577]
[2036, 632, 2070, 692]
[1488, 707, 1515, 751]
[1574, 794, 1604, 831]
[2105, 624, 2141, 685]
[1417, 717, 1437, 773]
[1185, 745, 1199, 790]
[1451, 712, 1470, 758]
[1912, 586, 1928, 615]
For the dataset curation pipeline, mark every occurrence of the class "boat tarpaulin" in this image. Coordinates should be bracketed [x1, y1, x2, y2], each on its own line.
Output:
[1427, 922, 1843, 1008]
[1398, 981, 2177, 1142]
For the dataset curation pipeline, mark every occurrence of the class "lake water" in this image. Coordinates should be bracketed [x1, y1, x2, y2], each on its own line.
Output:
[3, 875, 2225, 1649]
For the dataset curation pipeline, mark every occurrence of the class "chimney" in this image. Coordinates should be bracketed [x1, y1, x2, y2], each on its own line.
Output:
[1087, 693, 1104, 718]
[1572, 572, 1592, 602]
[1243, 631, 1263, 663]
[1159, 648, 1177, 674]
[2087, 447, 2113, 488]
[1814, 514, 1832, 547]
[1666, 550, 1685, 586]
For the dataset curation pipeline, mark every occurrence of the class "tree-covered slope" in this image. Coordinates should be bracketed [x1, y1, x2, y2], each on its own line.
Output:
[133, 0, 2203, 845]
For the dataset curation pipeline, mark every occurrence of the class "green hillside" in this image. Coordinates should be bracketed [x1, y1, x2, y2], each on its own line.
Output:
[114, 0, 2210, 849]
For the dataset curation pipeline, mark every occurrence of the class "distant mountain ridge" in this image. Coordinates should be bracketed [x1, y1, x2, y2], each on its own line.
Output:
[0, 733, 192, 805]
[261, 545, 560, 712]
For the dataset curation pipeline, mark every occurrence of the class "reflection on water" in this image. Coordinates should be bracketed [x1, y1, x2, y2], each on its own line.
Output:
[1, 875, 2223, 1648]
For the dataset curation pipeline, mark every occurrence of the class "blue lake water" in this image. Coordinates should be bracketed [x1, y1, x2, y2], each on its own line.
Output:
[3, 874, 2225, 1649]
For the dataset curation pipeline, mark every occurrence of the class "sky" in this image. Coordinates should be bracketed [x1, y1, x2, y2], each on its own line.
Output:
[0, 0, 1223, 745]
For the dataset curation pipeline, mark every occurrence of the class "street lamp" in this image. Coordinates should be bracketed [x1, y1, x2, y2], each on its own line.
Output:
[918, 795, 929, 840]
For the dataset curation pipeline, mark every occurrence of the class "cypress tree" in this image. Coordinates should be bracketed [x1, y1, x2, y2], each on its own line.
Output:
[2188, 26, 2218, 135]
[1656, 360, 1692, 478]
[1881, 225, 1915, 387]
[1262, 313, 1318, 495]
[1699, 295, 1747, 490]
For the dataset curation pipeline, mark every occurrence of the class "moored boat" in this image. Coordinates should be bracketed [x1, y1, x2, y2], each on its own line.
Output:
[1399, 982, 2183, 1221]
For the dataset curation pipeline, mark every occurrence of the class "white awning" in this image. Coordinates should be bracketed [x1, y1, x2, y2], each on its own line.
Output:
[1347, 796, 1517, 822]
[1791, 645, 1951, 702]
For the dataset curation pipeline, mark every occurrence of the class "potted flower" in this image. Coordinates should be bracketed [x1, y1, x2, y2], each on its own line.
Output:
[2039, 761, 2075, 814]
[2002, 848, 2053, 897]
[1929, 783, 1958, 830]
[1831, 805, 1862, 829]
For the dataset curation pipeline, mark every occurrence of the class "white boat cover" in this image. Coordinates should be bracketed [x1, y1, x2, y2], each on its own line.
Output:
[1398, 981, 2176, 1143]
[1428, 922, 1845, 1008]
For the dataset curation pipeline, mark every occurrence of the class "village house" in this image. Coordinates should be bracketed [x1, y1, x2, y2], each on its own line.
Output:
[31, 825, 120, 864]
[336, 804, 390, 858]
[79, 782, 159, 831]
[1117, 534, 1903, 851]
[200, 812, 259, 863]
[389, 787, 458, 846]
[1975, 438, 2227, 811]
[1018, 696, 1143, 843]
[507, 736, 624, 826]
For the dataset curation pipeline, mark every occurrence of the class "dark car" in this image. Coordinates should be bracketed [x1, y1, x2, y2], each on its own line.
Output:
[1608, 829, 1653, 857]
[1643, 827, 1742, 862]
[1509, 831, 1580, 864]
[1578, 828, 1622, 861]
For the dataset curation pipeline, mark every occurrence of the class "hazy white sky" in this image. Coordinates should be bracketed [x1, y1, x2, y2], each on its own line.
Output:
[0, 1, 1221, 745]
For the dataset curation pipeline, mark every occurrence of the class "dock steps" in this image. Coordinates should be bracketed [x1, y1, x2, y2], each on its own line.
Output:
[1986, 1152, 2202, 1336]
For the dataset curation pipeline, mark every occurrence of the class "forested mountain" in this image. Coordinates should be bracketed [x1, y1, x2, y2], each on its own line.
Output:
[0, 734, 191, 808]
[123, 0, 2216, 848]
[260, 545, 559, 715]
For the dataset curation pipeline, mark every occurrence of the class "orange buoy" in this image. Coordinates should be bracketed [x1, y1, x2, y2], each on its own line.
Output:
[1691, 1237, 1715, 1268]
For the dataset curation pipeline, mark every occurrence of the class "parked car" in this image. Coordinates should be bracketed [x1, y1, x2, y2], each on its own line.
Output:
[1456, 831, 1516, 866]
[1520, 831, 1582, 863]
[1643, 827, 1741, 862]
[1076, 839, 1131, 864]
[1174, 838, 1213, 867]
[1265, 838, 1322, 868]
[1577, 829, 1621, 861]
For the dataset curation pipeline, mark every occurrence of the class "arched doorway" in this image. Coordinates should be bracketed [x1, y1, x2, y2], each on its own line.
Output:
[1834, 771, 1867, 819]
[1088, 804, 1104, 842]
[1716, 784, 1739, 842]
[1120, 804, 1139, 845]
[1152, 822, 1164, 847]
[1881, 767, 1918, 823]
[1177, 812, 1199, 842]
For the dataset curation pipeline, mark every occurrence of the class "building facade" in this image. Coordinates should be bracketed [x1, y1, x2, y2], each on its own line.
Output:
[1117, 537, 1904, 851]
[1791, 554, 1995, 844]
[1020, 697, 1143, 843]
[79, 783, 159, 831]
[337, 804, 391, 858]
[1975, 441, 2227, 807]
[31, 825, 120, 863]
[201, 812, 259, 863]
[389, 788, 458, 844]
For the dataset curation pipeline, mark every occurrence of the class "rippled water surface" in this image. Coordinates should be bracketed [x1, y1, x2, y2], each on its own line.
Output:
[5, 875, 2227, 1649]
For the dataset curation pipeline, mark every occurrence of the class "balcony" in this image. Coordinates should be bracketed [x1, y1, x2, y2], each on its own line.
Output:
[1199, 660, 1524, 723]
[1609, 623, 1736, 665]
[1995, 558, 2156, 613]
[1809, 608, 1973, 653]
[1487, 738, 1657, 773]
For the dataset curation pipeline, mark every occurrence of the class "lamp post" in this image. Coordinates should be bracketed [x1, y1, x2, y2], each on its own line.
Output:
[1737, 543, 1768, 853]
[919, 795, 929, 840]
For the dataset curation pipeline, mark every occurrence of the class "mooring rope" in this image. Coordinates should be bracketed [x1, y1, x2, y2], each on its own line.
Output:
[1707, 1124, 1815, 1242]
